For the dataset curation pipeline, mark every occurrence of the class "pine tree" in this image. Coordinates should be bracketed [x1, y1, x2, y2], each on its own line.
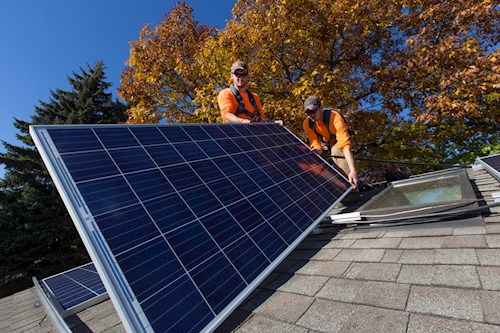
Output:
[0, 61, 127, 297]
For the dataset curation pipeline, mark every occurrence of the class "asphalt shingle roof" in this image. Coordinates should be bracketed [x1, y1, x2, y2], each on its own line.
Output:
[2, 167, 500, 333]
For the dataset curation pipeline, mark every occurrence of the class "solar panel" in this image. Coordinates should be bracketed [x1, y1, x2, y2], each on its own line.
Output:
[478, 154, 500, 182]
[30, 123, 351, 333]
[41, 262, 108, 316]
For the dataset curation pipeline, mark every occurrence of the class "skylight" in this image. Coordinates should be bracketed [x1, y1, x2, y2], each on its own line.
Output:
[334, 168, 480, 228]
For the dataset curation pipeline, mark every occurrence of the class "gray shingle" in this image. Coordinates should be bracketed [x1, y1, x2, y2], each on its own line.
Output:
[272, 274, 329, 296]
[338, 305, 408, 333]
[334, 249, 386, 262]
[407, 313, 472, 333]
[344, 262, 401, 282]
[398, 250, 435, 264]
[294, 260, 350, 277]
[486, 234, 500, 248]
[480, 290, 500, 325]
[295, 299, 354, 333]
[350, 237, 402, 249]
[399, 237, 444, 249]
[434, 249, 479, 265]
[478, 267, 500, 291]
[235, 315, 309, 333]
[406, 285, 483, 321]
[442, 235, 488, 248]
[477, 249, 500, 265]
[248, 290, 315, 323]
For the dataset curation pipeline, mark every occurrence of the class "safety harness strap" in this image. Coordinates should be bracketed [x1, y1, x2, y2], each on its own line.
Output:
[229, 85, 262, 122]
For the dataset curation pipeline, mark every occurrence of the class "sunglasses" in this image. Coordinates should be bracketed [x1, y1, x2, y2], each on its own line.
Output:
[306, 109, 317, 116]
[233, 72, 248, 78]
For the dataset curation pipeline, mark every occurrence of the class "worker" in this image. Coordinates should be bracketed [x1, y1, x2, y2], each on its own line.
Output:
[217, 61, 270, 124]
[302, 96, 358, 190]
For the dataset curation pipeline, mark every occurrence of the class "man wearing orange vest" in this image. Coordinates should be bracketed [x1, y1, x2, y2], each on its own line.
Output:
[218, 61, 268, 123]
[303, 96, 359, 190]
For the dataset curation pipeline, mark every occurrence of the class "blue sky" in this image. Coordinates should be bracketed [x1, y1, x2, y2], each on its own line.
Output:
[0, 1, 234, 178]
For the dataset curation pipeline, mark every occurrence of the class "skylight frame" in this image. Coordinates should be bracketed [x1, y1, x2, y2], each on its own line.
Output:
[356, 168, 477, 221]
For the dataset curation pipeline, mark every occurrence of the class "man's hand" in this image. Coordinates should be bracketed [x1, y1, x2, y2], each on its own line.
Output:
[274, 120, 284, 126]
[241, 119, 251, 124]
[348, 170, 358, 189]
[312, 146, 323, 155]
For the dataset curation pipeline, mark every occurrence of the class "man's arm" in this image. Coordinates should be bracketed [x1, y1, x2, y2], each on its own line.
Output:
[224, 112, 251, 123]
[303, 118, 323, 154]
[342, 147, 358, 189]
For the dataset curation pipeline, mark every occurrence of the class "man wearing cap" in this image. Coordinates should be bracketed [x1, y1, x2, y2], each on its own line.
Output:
[217, 61, 266, 123]
[303, 96, 359, 189]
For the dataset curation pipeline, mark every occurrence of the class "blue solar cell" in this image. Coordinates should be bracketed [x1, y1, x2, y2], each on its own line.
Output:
[31, 123, 351, 333]
[200, 209, 243, 246]
[202, 125, 227, 139]
[130, 126, 168, 145]
[249, 222, 287, 261]
[229, 173, 260, 196]
[143, 192, 197, 233]
[94, 127, 140, 148]
[109, 147, 156, 173]
[224, 236, 269, 282]
[269, 150, 289, 165]
[231, 153, 260, 171]
[227, 199, 265, 232]
[249, 192, 281, 220]
[267, 213, 302, 244]
[191, 252, 246, 313]
[144, 274, 213, 333]
[249, 136, 267, 149]
[232, 137, 252, 150]
[60, 151, 119, 182]
[219, 124, 241, 137]
[190, 159, 225, 183]
[217, 138, 242, 154]
[96, 205, 160, 255]
[262, 164, 287, 183]
[165, 221, 220, 270]
[48, 128, 102, 153]
[185, 125, 211, 141]
[174, 142, 207, 161]
[246, 168, 275, 189]
[161, 164, 202, 190]
[78, 176, 138, 215]
[158, 126, 190, 142]
[213, 156, 242, 176]
[257, 135, 277, 148]
[206, 178, 244, 205]
[180, 184, 223, 217]
[117, 238, 184, 300]
[233, 124, 253, 137]
[144, 144, 184, 167]
[266, 185, 295, 207]
[247, 150, 271, 167]
[196, 140, 226, 158]
[127, 169, 174, 201]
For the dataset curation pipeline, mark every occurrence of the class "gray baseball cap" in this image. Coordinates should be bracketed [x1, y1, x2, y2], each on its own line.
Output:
[231, 61, 248, 73]
[304, 96, 321, 113]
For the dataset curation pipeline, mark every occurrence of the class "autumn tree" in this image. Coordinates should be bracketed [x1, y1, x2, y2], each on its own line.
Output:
[0, 61, 127, 297]
[119, 2, 220, 123]
[377, 0, 500, 166]
[119, 0, 499, 181]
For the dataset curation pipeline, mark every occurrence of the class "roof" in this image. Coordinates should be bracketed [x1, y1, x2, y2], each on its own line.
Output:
[2, 165, 500, 333]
